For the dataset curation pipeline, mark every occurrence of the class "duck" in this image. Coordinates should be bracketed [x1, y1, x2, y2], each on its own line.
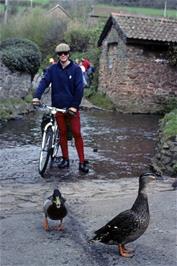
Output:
[172, 178, 177, 190]
[43, 188, 67, 231]
[90, 173, 156, 257]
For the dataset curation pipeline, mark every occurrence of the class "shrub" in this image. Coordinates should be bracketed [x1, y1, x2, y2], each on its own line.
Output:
[0, 8, 67, 59]
[0, 38, 41, 77]
[85, 90, 115, 110]
[65, 29, 90, 52]
[163, 96, 177, 113]
[161, 108, 177, 140]
[65, 22, 103, 53]
[167, 44, 177, 66]
[42, 19, 67, 57]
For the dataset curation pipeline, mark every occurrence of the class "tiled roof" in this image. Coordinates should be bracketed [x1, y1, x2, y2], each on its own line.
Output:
[98, 13, 177, 45]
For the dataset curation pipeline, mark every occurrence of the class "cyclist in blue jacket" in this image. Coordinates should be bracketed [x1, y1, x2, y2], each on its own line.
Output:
[32, 43, 89, 173]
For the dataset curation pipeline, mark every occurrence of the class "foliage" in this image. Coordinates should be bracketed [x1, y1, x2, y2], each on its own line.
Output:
[160, 109, 177, 140]
[162, 96, 177, 113]
[65, 28, 90, 52]
[84, 89, 115, 110]
[64, 20, 103, 52]
[167, 45, 177, 66]
[0, 108, 13, 121]
[0, 38, 41, 77]
[0, 8, 67, 59]
[0, 93, 34, 121]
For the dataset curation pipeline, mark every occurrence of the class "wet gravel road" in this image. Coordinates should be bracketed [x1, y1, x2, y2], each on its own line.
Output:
[0, 110, 176, 266]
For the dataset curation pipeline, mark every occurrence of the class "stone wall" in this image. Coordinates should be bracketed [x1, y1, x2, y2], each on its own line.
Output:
[98, 28, 177, 113]
[0, 59, 33, 120]
[0, 59, 31, 99]
[151, 131, 177, 177]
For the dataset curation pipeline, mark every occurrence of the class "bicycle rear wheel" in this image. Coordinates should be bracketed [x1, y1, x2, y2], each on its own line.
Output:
[39, 127, 53, 176]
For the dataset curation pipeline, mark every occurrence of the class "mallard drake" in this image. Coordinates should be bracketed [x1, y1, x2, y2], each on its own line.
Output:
[90, 173, 156, 257]
[43, 188, 67, 231]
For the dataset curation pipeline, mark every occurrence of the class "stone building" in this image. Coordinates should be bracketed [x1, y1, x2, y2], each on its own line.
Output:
[46, 4, 72, 21]
[97, 13, 177, 113]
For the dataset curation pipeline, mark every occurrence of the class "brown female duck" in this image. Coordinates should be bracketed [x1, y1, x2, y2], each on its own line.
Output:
[90, 173, 156, 257]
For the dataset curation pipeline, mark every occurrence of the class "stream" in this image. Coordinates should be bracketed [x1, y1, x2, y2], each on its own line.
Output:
[0, 110, 160, 182]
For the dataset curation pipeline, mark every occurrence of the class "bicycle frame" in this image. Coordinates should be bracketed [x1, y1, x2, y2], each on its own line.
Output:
[38, 104, 66, 176]
[42, 118, 57, 150]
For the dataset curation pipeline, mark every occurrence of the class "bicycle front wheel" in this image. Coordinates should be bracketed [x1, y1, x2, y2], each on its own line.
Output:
[39, 127, 53, 176]
[51, 128, 60, 160]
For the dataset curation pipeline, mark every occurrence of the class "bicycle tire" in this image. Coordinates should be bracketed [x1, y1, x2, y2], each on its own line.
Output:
[39, 126, 53, 176]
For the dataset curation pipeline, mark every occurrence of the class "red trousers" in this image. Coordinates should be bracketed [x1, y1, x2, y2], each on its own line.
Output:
[55, 111, 85, 163]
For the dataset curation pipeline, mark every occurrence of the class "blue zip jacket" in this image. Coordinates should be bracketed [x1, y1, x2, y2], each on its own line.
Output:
[34, 60, 84, 109]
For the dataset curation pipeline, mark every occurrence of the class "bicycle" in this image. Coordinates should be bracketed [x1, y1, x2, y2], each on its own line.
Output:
[37, 104, 66, 177]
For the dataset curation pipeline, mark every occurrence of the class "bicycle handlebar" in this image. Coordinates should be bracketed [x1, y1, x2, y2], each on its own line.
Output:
[33, 103, 67, 114]
[34, 103, 77, 117]
[36, 103, 67, 114]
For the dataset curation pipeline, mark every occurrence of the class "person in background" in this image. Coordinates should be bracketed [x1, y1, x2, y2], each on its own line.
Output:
[32, 43, 89, 173]
[75, 59, 88, 87]
[49, 58, 55, 64]
[81, 58, 91, 71]
[81, 58, 95, 86]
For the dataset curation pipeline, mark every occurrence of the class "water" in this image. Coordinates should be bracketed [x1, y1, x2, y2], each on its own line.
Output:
[0, 110, 160, 178]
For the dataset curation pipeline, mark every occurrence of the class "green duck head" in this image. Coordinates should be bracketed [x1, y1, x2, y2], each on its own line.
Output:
[52, 189, 62, 208]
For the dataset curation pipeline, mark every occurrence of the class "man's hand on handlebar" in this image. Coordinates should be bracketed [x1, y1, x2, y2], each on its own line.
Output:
[67, 107, 77, 116]
[32, 98, 41, 108]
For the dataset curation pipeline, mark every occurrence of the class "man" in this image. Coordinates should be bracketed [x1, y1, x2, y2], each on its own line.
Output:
[32, 43, 89, 173]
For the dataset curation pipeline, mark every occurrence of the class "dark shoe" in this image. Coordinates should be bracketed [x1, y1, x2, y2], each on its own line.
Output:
[79, 162, 89, 173]
[58, 159, 69, 169]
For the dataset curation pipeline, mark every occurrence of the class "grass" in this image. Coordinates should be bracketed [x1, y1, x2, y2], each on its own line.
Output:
[85, 89, 115, 110]
[94, 4, 177, 18]
[0, 95, 33, 121]
[161, 109, 177, 140]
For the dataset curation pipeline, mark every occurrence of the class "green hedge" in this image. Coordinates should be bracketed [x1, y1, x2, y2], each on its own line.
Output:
[0, 38, 41, 77]
[161, 109, 177, 140]
[167, 45, 177, 67]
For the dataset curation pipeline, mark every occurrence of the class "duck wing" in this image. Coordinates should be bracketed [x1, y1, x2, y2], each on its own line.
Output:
[93, 209, 144, 244]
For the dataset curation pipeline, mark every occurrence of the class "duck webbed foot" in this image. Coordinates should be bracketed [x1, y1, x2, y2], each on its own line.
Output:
[118, 244, 134, 257]
[43, 217, 49, 231]
[52, 221, 64, 231]
[56, 222, 64, 231]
